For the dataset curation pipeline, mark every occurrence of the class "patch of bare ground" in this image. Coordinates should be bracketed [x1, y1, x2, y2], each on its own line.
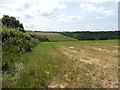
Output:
[48, 45, 118, 88]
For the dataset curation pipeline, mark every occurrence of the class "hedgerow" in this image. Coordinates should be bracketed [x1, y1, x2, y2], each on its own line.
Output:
[2, 27, 39, 71]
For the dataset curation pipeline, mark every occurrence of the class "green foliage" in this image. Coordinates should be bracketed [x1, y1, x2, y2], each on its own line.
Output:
[28, 32, 76, 42]
[2, 27, 39, 71]
[30, 34, 49, 42]
[2, 15, 25, 32]
[61, 31, 120, 40]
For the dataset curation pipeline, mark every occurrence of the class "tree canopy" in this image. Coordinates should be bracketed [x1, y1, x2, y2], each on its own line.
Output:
[1, 15, 25, 32]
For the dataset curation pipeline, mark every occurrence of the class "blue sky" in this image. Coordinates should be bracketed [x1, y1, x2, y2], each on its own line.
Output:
[0, 0, 119, 31]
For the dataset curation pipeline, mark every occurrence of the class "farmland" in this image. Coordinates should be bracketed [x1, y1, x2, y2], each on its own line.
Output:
[3, 35, 119, 88]
[1, 1, 119, 89]
[27, 32, 77, 42]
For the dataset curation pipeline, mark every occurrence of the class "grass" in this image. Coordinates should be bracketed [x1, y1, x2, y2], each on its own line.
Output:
[3, 42, 71, 88]
[27, 32, 77, 42]
[3, 39, 119, 88]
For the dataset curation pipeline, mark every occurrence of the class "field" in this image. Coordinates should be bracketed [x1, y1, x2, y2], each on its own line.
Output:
[3, 39, 119, 88]
[1, 3, 119, 89]
[27, 32, 77, 41]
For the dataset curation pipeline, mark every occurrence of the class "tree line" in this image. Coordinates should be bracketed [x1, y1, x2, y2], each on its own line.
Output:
[61, 31, 120, 40]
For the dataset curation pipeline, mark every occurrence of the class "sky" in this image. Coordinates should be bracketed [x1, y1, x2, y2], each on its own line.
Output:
[0, 0, 119, 31]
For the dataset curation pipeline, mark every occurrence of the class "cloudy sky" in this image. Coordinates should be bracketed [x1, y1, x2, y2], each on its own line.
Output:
[0, 0, 119, 31]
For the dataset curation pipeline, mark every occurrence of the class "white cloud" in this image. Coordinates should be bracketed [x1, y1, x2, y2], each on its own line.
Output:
[80, 3, 96, 12]
[0, 0, 67, 30]
[97, 7, 115, 16]
[0, 0, 66, 18]
[0, 0, 117, 31]
[57, 4, 67, 9]
[80, 3, 115, 18]
[27, 0, 66, 15]
[59, 0, 119, 3]
[80, 0, 117, 3]
[48, 0, 119, 3]
[58, 14, 84, 22]
[96, 16, 107, 19]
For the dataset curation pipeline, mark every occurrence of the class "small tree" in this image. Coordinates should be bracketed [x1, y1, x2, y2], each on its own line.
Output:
[1, 15, 25, 32]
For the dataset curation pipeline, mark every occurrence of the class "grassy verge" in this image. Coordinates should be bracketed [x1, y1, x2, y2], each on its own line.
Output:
[3, 42, 71, 88]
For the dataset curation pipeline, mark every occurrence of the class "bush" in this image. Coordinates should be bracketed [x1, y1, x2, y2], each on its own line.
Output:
[2, 27, 39, 71]
[30, 34, 49, 42]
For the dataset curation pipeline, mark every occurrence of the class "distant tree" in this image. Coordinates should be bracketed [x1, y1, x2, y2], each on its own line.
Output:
[1, 15, 25, 32]
[61, 31, 120, 40]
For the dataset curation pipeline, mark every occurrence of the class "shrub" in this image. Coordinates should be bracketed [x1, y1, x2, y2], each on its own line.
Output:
[2, 27, 39, 71]
[30, 34, 49, 42]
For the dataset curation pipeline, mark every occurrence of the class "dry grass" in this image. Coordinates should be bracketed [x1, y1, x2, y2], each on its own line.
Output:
[48, 44, 118, 88]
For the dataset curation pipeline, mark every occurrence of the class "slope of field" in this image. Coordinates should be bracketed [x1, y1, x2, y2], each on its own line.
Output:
[28, 32, 77, 41]
[3, 40, 119, 88]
